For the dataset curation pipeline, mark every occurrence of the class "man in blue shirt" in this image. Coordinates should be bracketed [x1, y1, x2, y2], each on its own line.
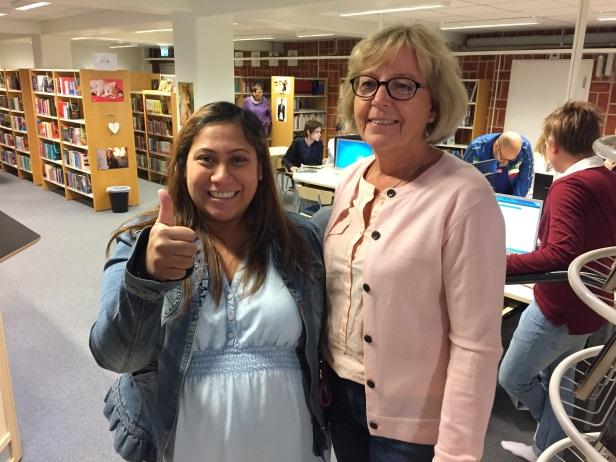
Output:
[463, 131, 534, 197]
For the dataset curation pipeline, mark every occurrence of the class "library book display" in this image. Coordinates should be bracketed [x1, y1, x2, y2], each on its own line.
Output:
[0, 68, 141, 211]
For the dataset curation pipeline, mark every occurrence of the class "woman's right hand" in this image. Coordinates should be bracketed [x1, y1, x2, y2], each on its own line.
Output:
[145, 189, 198, 281]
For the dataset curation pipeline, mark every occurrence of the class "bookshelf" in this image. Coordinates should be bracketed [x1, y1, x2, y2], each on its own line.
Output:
[270, 76, 327, 148]
[435, 78, 490, 156]
[26, 68, 140, 211]
[0, 69, 39, 184]
[130, 89, 178, 182]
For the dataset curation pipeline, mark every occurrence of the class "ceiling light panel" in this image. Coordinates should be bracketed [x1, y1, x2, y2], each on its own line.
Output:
[12, 1, 50, 11]
[440, 17, 539, 30]
[340, 2, 448, 17]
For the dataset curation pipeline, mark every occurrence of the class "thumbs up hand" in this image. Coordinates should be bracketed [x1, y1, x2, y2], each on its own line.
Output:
[145, 189, 198, 281]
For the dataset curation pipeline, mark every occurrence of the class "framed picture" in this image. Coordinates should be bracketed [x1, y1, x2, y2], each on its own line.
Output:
[89, 79, 124, 102]
[96, 146, 128, 170]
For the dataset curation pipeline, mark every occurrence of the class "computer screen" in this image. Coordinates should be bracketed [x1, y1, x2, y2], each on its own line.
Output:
[496, 193, 543, 254]
[334, 138, 373, 169]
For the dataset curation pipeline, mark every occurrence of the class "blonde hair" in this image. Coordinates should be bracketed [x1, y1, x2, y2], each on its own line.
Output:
[338, 23, 468, 144]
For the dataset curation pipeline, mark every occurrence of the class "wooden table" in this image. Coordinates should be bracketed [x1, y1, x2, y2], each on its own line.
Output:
[0, 211, 40, 263]
[0, 210, 37, 461]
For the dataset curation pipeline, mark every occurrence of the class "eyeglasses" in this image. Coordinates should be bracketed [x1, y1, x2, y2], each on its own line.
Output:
[350, 75, 428, 101]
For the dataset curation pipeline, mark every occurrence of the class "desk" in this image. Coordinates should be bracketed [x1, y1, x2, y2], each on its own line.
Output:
[0, 211, 41, 263]
[504, 284, 533, 304]
[293, 168, 341, 191]
[0, 211, 32, 461]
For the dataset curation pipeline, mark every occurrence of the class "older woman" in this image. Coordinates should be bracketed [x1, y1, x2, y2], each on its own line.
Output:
[242, 82, 271, 135]
[322, 24, 506, 461]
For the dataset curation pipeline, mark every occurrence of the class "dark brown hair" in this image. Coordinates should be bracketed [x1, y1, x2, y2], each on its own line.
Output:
[543, 101, 603, 156]
[303, 119, 322, 137]
[107, 101, 312, 308]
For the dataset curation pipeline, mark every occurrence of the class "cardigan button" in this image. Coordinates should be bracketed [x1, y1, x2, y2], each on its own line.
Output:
[369, 421, 378, 430]
[371, 231, 381, 240]
[366, 379, 375, 388]
[362, 283, 371, 292]
[386, 189, 396, 198]
[364, 335, 372, 343]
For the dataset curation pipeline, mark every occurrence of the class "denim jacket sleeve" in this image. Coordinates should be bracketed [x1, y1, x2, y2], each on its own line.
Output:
[90, 227, 185, 374]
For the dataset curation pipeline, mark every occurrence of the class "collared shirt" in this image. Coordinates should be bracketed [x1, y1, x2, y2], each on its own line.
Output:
[323, 175, 386, 384]
[559, 155, 605, 178]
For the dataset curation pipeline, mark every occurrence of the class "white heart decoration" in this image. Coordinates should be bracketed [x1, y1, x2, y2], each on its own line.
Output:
[108, 122, 120, 134]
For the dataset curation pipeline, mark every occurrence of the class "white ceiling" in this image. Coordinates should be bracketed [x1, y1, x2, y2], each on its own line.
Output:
[0, 0, 614, 49]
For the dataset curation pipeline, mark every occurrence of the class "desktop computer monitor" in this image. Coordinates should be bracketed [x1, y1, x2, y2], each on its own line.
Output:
[334, 137, 373, 169]
[496, 193, 543, 254]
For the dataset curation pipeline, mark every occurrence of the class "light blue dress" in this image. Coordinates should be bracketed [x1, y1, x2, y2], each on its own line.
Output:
[172, 259, 320, 462]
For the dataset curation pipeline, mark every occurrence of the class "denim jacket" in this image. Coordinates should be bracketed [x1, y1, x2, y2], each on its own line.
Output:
[89, 213, 329, 462]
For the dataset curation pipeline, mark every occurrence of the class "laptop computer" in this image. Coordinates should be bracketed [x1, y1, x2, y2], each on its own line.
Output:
[532, 172, 554, 201]
[496, 193, 543, 255]
[472, 158, 498, 175]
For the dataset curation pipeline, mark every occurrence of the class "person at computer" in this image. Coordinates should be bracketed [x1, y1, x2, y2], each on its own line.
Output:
[463, 131, 534, 196]
[499, 101, 616, 462]
[282, 119, 323, 173]
[322, 23, 505, 462]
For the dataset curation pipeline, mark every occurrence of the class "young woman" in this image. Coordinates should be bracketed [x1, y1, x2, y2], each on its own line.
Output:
[282, 119, 324, 172]
[90, 102, 329, 461]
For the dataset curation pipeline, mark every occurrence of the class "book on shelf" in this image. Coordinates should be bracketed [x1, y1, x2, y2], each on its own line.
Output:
[574, 331, 616, 400]
[594, 402, 616, 461]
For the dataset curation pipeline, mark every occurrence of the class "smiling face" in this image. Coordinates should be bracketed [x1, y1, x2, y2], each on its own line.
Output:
[353, 46, 435, 157]
[185, 122, 261, 234]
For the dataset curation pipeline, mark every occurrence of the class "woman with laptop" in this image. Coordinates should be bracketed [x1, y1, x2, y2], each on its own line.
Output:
[499, 101, 616, 461]
[321, 23, 506, 461]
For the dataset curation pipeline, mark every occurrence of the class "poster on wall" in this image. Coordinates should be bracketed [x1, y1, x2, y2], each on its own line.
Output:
[96, 146, 129, 170]
[89, 79, 125, 102]
[274, 77, 290, 95]
[178, 82, 194, 126]
[276, 97, 287, 122]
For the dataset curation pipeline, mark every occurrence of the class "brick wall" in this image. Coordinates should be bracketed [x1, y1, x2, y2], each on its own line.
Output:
[459, 53, 616, 137]
[236, 36, 616, 140]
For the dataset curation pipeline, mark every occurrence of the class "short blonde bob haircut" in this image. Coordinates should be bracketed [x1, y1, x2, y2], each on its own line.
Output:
[338, 23, 468, 145]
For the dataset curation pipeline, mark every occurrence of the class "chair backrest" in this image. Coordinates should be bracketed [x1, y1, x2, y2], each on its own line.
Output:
[296, 184, 334, 206]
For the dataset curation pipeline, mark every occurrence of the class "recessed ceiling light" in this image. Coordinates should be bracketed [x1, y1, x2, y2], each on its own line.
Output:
[597, 13, 616, 21]
[296, 33, 335, 38]
[12, 1, 50, 11]
[135, 28, 173, 34]
[440, 17, 538, 30]
[0, 13, 6, 16]
[71, 36, 128, 42]
[340, 2, 447, 17]
[109, 44, 139, 49]
[233, 36, 274, 41]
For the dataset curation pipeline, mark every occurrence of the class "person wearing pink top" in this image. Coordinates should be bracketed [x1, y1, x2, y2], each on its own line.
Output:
[321, 24, 506, 462]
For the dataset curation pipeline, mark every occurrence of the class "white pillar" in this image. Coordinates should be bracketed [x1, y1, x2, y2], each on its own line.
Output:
[566, 0, 589, 101]
[173, 13, 234, 108]
[31, 34, 73, 68]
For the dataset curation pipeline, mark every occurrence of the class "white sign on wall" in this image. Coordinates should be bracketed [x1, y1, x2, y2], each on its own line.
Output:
[92, 53, 118, 70]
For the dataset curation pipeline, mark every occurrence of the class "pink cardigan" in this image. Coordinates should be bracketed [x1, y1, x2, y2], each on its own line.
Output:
[325, 153, 505, 462]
